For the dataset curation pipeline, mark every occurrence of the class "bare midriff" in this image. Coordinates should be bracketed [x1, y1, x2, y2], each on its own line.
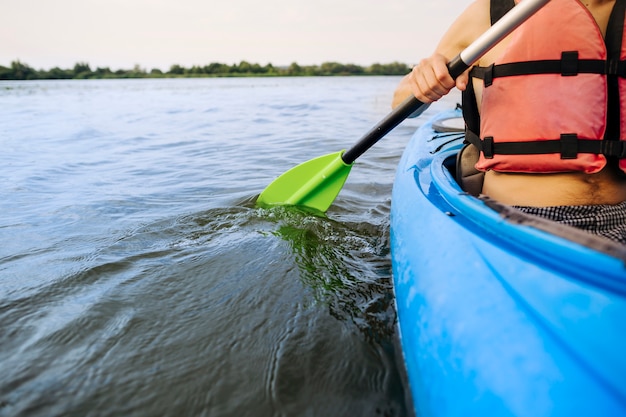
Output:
[482, 167, 626, 206]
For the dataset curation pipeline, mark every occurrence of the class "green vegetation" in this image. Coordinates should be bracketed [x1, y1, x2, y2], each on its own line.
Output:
[0, 60, 411, 80]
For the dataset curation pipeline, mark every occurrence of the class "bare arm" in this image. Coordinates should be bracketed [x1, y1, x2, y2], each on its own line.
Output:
[392, 0, 492, 108]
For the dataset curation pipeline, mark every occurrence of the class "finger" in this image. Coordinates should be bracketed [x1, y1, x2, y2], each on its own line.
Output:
[455, 70, 470, 91]
[411, 62, 449, 102]
[428, 58, 456, 93]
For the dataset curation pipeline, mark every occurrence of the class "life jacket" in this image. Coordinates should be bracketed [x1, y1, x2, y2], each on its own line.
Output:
[462, 0, 626, 174]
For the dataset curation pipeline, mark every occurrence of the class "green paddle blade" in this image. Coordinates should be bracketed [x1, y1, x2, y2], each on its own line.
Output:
[257, 151, 353, 212]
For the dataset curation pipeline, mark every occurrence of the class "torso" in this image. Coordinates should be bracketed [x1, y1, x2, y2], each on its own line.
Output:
[476, 0, 626, 206]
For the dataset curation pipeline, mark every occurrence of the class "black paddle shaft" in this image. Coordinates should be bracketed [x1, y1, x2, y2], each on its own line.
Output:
[341, 57, 469, 165]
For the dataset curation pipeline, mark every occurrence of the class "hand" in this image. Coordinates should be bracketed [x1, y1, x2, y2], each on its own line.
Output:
[392, 53, 469, 108]
[411, 53, 464, 103]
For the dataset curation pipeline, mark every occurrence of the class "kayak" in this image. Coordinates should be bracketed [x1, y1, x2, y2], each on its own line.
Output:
[390, 107, 626, 417]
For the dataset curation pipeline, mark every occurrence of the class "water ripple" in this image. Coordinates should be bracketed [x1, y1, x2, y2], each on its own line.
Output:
[0, 77, 428, 417]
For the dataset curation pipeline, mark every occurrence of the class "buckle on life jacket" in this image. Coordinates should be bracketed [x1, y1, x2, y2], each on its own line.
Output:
[561, 52, 579, 76]
[602, 140, 626, 158]
[604, 59, 626, 77]
[607, 59, 620, 76]
[560, 133, 579, 158]
[483, 136, 495, 158]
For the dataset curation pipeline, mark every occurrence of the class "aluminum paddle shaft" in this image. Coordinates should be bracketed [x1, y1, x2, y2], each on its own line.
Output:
[341, 0, 551, 165]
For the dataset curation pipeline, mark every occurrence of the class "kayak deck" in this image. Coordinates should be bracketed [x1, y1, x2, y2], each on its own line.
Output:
[390, 108, 626, 417]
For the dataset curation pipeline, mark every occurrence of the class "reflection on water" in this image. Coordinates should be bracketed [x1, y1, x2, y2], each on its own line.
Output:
[268, 206, 395, 344]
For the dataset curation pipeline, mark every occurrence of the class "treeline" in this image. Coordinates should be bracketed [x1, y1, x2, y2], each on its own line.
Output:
[0, 60, 411, 80]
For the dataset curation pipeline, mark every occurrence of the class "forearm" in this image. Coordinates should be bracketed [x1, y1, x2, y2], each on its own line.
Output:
[391, 0, 490, 107]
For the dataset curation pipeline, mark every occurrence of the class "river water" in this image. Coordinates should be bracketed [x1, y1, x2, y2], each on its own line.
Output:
[0, 77, 457, 417]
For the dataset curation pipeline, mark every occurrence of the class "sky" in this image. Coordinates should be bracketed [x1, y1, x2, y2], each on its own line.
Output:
[1, 0, 474, 71]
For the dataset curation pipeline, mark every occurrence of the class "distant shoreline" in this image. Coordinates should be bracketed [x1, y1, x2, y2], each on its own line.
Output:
[0, 60, 411, 80]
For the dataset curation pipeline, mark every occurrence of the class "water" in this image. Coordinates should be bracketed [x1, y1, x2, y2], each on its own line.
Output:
[0, 77, 456, 417]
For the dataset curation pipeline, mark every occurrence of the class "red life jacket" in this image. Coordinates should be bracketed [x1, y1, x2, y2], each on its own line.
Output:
[464, 0, 626, 174]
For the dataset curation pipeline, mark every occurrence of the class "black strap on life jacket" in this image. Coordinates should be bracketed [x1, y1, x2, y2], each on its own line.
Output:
[463, 0, 626, 161]
[605, 0, 626, 142]
[490, 0, 515, 25]
[470, 52, 626, 87]
[464, 130, 626, 159]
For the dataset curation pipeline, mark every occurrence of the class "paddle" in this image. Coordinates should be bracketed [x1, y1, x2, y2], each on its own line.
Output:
[257, 0, 551, 212]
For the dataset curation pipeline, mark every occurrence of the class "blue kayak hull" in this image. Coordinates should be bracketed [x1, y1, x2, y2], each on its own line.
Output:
[390, 108, 626, 417]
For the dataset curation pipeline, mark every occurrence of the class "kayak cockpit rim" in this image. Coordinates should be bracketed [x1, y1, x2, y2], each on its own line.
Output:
[428, 149, 626, 290]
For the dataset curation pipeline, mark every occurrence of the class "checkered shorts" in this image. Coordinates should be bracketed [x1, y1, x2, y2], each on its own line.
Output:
[514, 201, 626, 244]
